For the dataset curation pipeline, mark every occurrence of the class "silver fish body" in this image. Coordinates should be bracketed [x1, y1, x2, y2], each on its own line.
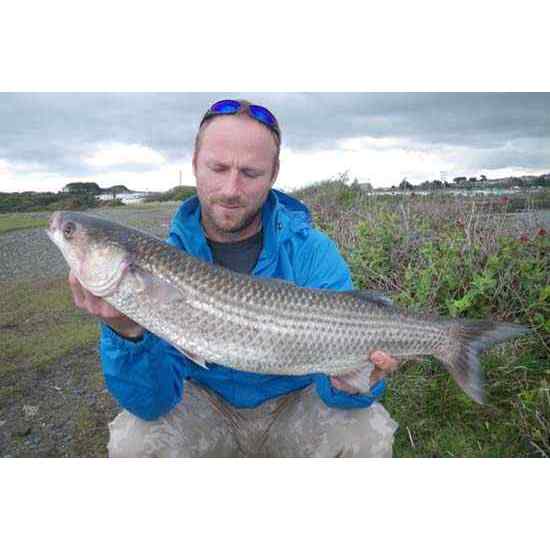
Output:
[47, 211, 531, 404]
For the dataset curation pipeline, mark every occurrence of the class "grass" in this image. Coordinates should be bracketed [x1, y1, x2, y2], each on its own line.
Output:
[0, 279, 99, 374]
[383, 346, 550, 457]
[0, 278, 114, 457]
[0, 213, 49, 235]
[297, 180, 550, 457]
[70, 401, 112, 457]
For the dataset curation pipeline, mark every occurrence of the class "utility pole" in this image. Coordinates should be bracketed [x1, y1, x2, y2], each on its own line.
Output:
[179, 170, 182, 187]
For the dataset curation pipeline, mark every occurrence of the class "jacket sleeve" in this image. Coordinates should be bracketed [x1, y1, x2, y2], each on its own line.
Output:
[98, 227, 192, 421]
[298, 231, 387, 409]
[100, 325, 187, 420]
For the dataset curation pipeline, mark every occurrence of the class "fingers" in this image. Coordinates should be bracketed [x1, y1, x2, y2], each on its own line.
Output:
[369, 368, 386, 386]
[330, 376, 360, 394]
[369, 350, 400, 372]
[69, 271, 87, 309]
[68, 272, 122, 320]
[67, 273, 143, 338]
[367, 351, 401, 386]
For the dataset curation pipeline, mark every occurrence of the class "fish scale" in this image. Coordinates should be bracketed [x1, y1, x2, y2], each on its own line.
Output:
[47, 211, 531, 404]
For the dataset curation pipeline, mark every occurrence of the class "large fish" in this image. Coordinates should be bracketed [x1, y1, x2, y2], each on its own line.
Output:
[47, 211, 530, 404]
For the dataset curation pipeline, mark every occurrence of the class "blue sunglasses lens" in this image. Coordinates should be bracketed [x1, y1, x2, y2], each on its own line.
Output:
[210, 99, 241, 114]
[249, 105, 277, 127]
[205, 100, 279, 137]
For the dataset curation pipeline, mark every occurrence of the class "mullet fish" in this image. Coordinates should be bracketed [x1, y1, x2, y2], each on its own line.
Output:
[47, 211, 531, 404]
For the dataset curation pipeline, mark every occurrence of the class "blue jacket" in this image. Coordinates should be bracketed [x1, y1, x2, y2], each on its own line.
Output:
[99, 189, 386, 420]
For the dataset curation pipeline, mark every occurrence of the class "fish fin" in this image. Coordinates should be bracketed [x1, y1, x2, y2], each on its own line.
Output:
[131, 266, 184, 302]
[332, 362, 376, 393]
[345, 290, 397, 309]
[435, 321, 531, 405]
[129, 267, 209, 369]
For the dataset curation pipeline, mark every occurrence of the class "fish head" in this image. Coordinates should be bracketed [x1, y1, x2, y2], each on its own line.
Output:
[47, 211, 132, 297]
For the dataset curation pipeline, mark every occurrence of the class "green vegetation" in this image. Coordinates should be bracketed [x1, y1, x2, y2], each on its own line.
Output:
[0, 191, 100, 214]
[0, 213, 49, 235]
[63, 182, 102, 194]
[0, 182, 136, 214]
[296, 179, 550, 457]
[143, 185, 196, 203]
[0, 278, 108, 456]
[0, 279, 99, 374]
[70, 399, 112, 457]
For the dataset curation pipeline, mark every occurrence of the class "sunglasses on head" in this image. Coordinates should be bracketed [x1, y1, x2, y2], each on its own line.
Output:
[200, 99, 281, 141]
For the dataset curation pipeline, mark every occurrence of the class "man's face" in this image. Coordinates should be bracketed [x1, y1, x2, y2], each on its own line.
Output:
[193, 115, 279, 242]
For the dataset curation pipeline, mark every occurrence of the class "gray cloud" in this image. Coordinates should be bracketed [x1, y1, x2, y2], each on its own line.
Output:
[0, 92, 549, 179]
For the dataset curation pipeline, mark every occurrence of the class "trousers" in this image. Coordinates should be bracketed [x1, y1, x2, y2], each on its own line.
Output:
[107, 381, 398, 457]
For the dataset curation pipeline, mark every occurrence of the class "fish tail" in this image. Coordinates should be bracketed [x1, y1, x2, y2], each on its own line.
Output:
[434, 320, 531, 405]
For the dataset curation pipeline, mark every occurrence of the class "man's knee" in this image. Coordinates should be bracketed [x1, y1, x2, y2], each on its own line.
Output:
[310, 402, 398, 457]
[107, 410, 166, 457]
[267, 394, 399, 457]
[107, 396, 239, 458]
[349, 402, 399, 457]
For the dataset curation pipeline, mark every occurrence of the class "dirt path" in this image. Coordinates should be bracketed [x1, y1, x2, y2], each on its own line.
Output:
[1, 344, 118, 457]
[0, 204, 179, 457]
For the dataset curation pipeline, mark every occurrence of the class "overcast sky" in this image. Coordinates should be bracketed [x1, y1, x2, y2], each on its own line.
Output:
[1, 92, 549, 193]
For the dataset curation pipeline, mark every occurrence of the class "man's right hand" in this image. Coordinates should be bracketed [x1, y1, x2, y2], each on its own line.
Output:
[68, 272, 145, 340]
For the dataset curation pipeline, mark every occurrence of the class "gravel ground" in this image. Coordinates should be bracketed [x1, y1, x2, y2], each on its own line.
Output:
[0, 203, 180, 457]
[1, 345, 117, 457]
[0, 203, 179, 282]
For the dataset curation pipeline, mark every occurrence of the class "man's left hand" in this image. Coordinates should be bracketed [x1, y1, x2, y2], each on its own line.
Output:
[330, 351, 400, 394]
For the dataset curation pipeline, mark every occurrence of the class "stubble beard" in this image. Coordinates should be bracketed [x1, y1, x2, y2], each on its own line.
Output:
[203, 201, 262, 241]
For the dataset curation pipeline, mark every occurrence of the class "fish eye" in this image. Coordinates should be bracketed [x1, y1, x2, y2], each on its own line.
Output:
[63, 221, 76, 239]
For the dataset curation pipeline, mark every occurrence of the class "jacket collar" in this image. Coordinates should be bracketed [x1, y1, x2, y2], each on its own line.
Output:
[172, 189, 312, 276]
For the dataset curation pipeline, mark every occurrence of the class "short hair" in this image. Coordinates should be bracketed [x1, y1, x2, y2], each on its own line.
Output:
[194, 100, 281, 179]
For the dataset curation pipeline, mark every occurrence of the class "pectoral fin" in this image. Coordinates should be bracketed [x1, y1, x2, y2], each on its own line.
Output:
[129, 267, 209, 369]
[174, 344, 208, 369]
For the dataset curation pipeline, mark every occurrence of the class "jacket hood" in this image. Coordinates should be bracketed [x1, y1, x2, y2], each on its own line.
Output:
[171, 189, 313, 267]
[270, 189, 312, 226]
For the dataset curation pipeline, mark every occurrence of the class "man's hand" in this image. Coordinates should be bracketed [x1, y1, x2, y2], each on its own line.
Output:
[68, 272, 145, 339]
[330, 350, 400, 394]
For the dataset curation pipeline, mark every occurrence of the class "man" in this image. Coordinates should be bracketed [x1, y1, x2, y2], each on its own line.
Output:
[69, 99, 399, 457]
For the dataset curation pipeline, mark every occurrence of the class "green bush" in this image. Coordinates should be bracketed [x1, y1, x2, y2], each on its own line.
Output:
[348, 208, 549, 336]
[0, 192, 99, 213]
[43, 194, 99, 211]
[298, 189, 550, 457]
